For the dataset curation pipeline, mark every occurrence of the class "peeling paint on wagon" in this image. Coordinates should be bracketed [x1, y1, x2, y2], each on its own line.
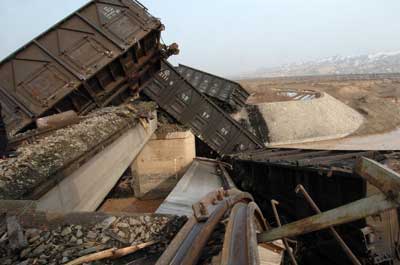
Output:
[0, 0, 163, 136]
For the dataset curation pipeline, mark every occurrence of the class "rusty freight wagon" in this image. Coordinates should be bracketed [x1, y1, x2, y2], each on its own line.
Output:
[176, 64, 250, 112]
[143, 60, 264, 155]
[0, 0, 164, 136]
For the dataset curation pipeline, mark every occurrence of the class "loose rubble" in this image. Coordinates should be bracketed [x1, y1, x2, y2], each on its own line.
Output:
[0, 214, 186, 265]
[0, 102, 157, 200]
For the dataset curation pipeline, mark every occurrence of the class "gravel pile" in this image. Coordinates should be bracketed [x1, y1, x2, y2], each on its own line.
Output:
[0, 102, 156, 200]
[0, 215, 186, 265]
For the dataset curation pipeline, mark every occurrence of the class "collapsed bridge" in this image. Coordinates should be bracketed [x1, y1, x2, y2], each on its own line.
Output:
[0, 1, 400, 265]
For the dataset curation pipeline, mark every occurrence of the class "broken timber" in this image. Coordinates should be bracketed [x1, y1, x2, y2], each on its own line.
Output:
[258, 157, 400, 243]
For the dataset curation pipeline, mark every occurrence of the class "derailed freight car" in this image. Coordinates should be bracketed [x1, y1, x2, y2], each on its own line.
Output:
[176, 64, 250, 112]
[228, 149, 400, 264]
[143, 60, 264, 155]
[0, 0, 164, 136]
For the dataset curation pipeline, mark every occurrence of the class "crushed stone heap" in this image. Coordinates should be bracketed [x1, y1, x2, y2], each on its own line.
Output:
[0, 213, 186, 265]
[0, 102, 157, 200]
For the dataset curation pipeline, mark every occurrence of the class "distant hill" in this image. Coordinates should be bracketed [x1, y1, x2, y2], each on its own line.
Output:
[244, 51, 400, 78]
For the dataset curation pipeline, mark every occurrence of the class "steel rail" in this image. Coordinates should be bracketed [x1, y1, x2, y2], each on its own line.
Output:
[221, 202, 250, 265]
[156, 189, 256, 265]
[221, 201, 268, 265]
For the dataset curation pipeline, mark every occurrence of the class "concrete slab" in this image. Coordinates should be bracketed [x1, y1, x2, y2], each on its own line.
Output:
[131, 129, 196, 199]
[156, 159, 236, 216]
[37, 116, 157, 212]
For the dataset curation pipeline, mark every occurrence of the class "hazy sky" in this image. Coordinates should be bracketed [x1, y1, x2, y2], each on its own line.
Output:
[1, 0, 400, 76]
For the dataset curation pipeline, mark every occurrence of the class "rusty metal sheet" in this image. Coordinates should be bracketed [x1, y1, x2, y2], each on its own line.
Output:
[0, 0, 162, 136]
[258, 159, 400, 244]
[143, 60, 264, 155]
[176, 64, 250, 111]
[231, 148, 396, 174]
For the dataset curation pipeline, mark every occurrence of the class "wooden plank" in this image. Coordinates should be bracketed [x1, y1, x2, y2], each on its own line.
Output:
[355, 157, 400, 200]
[258, 193, 399, 243]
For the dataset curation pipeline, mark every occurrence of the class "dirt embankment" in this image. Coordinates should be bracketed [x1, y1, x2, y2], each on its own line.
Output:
[240, 77, 400, 136]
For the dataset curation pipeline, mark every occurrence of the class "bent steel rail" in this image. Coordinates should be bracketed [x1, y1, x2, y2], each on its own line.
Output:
[156, 188, 276, 265]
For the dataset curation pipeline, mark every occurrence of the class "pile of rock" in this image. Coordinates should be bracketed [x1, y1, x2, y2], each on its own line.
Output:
[0, 214, 186, 265]
[0, 102, 157, 200]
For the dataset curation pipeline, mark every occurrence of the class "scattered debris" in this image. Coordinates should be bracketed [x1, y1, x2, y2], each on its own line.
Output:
[64, 241, 157, 265]
[0, 214, 186, 265]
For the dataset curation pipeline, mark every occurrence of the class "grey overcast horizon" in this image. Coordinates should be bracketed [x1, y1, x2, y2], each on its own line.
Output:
[1, 0, 400, 77]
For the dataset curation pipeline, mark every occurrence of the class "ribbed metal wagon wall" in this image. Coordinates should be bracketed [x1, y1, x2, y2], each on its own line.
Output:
[176, 64, 250, 111]
[0, 0, 163, 136]
[143, 60, 264, 155]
